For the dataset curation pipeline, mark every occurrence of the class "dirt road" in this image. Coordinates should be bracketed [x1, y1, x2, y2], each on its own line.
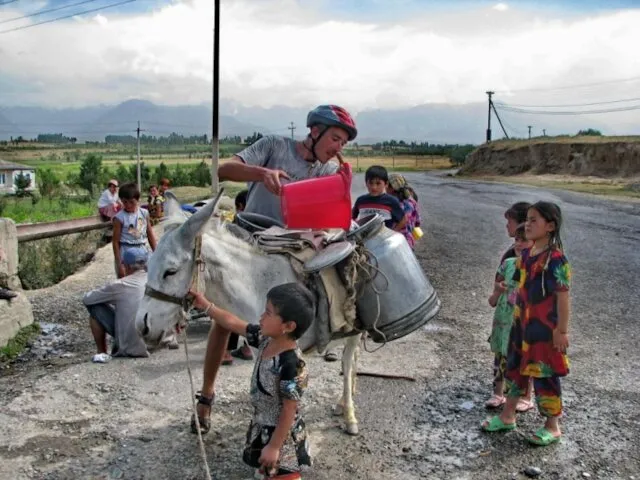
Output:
[1, 172, 639, 479]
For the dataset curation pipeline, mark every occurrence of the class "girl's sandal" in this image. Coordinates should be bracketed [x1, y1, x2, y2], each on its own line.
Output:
[190, 391, 214, 435]
[528, 427, 561, 446]
[485, 394, 506, 409]
[481, 416, 517, 432]
[516, 398, 535, 413]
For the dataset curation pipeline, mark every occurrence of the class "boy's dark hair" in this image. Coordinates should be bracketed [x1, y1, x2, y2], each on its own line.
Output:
[235, 189, 248, 210]
[160, 178, 171, 187]
[267, 282, 315, 339]
[119, 182, 140, 201]
[148, 184, 158, 192]
[505, 201, 531, 223]
[365, 165, 389, 183]
[529, 201, 563, 250]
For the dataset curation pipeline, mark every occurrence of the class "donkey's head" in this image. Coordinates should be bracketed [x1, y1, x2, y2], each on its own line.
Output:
[135, 191, 221, 344]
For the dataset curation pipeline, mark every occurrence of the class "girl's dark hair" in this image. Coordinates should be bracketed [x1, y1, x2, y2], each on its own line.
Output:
[529, 201, 563, 250]
[514, 224, 527, 241]
[119, 182, 140, 201]
[267, 282, 315, 339]
[505, 201, 531, 224]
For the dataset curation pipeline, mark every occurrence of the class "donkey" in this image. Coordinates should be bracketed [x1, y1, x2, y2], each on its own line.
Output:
[135, 192, 363, 435]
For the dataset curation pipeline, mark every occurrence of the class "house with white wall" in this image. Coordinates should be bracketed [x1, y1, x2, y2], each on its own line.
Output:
[0, 159, 36, 194]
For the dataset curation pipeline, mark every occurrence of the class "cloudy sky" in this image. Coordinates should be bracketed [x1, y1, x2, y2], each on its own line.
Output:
[1, 0, 639, 129]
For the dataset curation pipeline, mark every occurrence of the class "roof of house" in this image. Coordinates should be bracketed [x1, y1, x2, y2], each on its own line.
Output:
[0, 159, 32, 171]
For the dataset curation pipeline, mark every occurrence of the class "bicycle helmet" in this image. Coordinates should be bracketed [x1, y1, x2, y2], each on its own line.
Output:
[306, 105, 357, 141]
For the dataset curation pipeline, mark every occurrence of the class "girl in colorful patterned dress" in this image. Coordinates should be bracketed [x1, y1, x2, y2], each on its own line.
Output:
[482, 201, 572, 446]
[387, 173, 422, 248]
[485, 224, 532, 409]
[189, 283, 314, 479]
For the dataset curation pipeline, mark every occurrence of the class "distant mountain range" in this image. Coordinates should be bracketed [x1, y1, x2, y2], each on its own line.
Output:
[0, 98, 631, 144]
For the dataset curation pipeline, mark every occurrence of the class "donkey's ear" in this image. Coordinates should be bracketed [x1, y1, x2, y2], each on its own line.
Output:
[163, 191, 186, 219]
[177, 189, 224, 246]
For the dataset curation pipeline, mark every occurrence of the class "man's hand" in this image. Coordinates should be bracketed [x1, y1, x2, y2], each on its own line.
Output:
[262, 169, 290, 196]
[117, 264, 126, 278]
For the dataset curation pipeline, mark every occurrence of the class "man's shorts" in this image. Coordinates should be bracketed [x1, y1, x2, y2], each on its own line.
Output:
[86, 303, 116, 337]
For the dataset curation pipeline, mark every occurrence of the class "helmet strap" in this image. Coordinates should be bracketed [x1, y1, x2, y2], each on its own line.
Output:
[303, 125, 328, 162]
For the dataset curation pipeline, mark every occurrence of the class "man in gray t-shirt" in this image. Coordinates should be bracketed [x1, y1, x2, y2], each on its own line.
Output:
[219, 105, 359, 224]
[190, 105, 359, 437]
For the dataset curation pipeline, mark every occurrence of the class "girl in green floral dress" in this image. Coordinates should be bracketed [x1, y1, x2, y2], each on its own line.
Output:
[486, 225, 532, 408]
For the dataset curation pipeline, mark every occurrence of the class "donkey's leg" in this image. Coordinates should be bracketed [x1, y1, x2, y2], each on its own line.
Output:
[341, 334, 360, 435]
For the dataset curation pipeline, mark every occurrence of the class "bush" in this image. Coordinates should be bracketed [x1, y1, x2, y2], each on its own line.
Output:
[18, 231, 104, 289]
[78, 153, 103, 195]
[577, 128, 602, 136]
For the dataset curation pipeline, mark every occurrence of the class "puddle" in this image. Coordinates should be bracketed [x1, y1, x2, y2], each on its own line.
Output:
[15, 322, 81, 362]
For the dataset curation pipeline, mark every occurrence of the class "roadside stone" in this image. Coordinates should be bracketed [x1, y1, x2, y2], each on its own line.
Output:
[524, 466, 542, 478]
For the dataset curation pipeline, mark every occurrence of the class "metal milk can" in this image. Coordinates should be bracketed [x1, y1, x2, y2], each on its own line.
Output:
[348, 214, 441, 343]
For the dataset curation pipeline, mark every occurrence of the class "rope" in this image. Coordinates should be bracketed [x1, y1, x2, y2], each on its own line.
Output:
[344, 243, 391, 354]
[181, 234, 213, 480]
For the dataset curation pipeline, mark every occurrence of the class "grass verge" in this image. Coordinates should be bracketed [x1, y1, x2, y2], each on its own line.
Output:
[0, 323, 41, 361]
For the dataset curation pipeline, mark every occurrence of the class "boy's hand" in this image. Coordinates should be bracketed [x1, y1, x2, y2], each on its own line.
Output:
[188, 290, 210, 311]
[262, 169, 290, 196]
[553, 329, 569, 352]
[259, 444, 280, 471]
[117, 264, 126, 278]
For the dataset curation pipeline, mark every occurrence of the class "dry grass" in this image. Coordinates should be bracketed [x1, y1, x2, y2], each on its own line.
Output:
[488, 135, 640, 150]
[333, 154, 452, 171]
[467, 173, 640, 200]
[171, 182, 246, 203]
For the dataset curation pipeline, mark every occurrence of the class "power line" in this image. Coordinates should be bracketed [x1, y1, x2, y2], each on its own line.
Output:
[495, 96, 640, 109]
[0, 1, 20, 6]
[494, 75, 640, 94]
[0, 0, 136, 34]
[0, 0, 101, 25]
[494, 103, 640, 116]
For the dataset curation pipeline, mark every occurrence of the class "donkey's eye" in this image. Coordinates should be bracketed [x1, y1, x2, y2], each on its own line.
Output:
[163, 269, 178, 279]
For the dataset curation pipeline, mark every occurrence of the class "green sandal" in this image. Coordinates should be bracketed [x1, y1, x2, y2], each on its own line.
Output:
[481, 416, 517, 432]
[528, 427, 561, 446]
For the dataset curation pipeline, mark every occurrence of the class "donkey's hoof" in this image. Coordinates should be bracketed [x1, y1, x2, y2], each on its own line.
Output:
[345, 422, 359, 436]
[332, 404, 344, 416]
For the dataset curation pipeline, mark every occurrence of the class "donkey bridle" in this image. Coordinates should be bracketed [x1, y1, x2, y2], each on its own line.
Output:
[144, 284, 191, 312]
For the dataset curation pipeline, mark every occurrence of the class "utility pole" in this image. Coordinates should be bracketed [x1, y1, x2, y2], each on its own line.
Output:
[542, 129, 547, 137]
[136, 121, 145, 191]
[528, 125, 532, 139]
[288, 122, 296, 140]
[210, 0, 220, 194]
[486, 91, 494, 143]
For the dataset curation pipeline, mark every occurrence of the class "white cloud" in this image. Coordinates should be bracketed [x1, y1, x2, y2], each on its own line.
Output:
[493, 3, 509, 12]
[0, 0, 639, 117]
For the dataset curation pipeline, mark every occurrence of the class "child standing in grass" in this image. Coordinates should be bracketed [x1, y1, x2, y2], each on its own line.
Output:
[482, 201, 572, 447]
[485, 224, 532, 408]
[113, 182, 157, 279]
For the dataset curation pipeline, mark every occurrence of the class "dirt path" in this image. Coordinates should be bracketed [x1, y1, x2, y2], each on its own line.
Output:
[1, 173, 639, 479]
